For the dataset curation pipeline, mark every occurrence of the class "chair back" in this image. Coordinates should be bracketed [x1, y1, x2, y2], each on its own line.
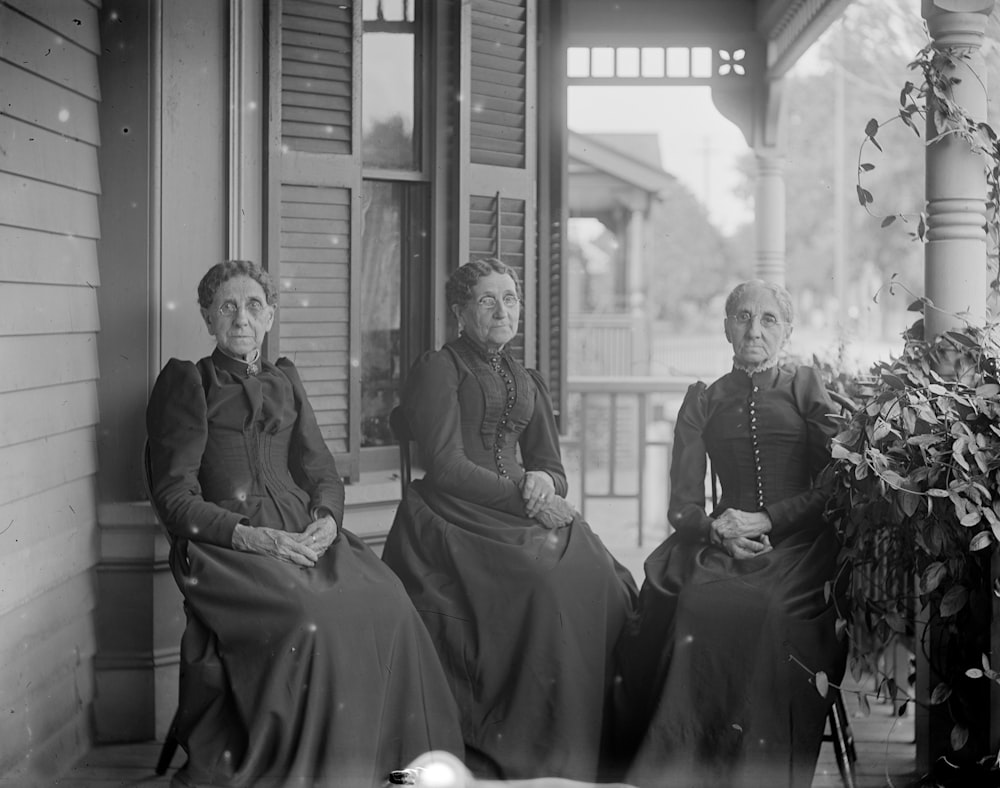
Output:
[389, 406, 413, 498]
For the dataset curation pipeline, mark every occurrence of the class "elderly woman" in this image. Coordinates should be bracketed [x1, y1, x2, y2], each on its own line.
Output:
[145, 260, 463, 788]
[614, 280, 845, 788]
[382, 258, 637, 782]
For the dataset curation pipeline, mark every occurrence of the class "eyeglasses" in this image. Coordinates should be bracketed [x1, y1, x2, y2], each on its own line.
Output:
[476, 294, 520, 310]
[218, 299, 269, 318]
[728, 310, 785, 329]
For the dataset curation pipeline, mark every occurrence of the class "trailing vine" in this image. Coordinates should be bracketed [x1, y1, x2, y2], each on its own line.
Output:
[823, 30, 1000, 778]
[856, 42, 1000, 283]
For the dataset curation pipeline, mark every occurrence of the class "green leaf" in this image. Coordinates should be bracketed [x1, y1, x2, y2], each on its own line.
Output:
[945, 330, 979, 348]
[960, 510, 982, 527]
[880, 215, 897, 228]
[865, 118, 880, 138]
[900, 490, 920, 518]
[814, 671, 829, 699]
[940, 584, 969, 617]
[921, 561, 947, 593]
[975, 383, 1000, 398]
[930, 682, 952, 705]
[882, 372, 906, 390]
[969, 531, 993, 551]
[860, 162, 875, 172]
[966, 668, 985, 679]
[951, 724, 969, 751]
[927, 488, 950, 497]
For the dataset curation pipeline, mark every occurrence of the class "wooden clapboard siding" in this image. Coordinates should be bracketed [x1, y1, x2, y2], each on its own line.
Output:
[271, 0, 361, 479]
[0, 0, 104, 782]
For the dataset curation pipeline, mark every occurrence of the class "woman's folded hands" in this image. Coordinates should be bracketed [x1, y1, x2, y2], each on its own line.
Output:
[232, 514, 339, 567]
[520, 470, 575, 529]
[710, 508, 773, 560]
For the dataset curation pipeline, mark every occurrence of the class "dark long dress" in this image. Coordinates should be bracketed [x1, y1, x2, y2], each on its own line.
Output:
[381, 335, 637, 781]
[615, 364, 846, 788]
[146, 348, 463, 788]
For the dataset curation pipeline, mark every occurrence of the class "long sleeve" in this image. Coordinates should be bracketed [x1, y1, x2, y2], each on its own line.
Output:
[278, 358, 345, 528]
[404, 350, 526, 514]
[145, 359, 245, 547]
[519, 369, 568, 497]
[763, 366, 837, 541]
[667, 382, 713, 541]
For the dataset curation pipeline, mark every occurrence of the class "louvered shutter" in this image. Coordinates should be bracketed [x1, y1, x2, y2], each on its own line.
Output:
[459, 0, 537, 367]
[268, 0, 362, 480]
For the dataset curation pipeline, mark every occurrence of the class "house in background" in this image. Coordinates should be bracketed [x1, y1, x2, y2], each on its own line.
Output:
[567, 132, 678, 377]
[0, 0, 994, 783]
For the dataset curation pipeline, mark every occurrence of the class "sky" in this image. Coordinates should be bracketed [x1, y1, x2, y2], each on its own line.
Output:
[567, 85, 754, 235]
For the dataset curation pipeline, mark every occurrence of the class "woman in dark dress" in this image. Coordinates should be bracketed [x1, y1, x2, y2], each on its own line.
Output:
[615, 280, 846, 788]
[145, 260, 463, 788]
[381, 258, 637, 782]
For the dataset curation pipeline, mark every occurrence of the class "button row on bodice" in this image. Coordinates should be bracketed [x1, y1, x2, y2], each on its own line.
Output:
[490, 354, 516, 478]
[748, 384, 765, 508]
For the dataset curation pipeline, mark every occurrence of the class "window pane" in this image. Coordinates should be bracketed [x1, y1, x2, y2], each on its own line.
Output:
[362, 9, 418, 168]
[361, 181, 403, 446]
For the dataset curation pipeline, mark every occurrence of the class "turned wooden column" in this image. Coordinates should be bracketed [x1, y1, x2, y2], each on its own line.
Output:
[922, 0, 993, 337]
[918, 0, 996, 769]
[754, 150, 786, 286]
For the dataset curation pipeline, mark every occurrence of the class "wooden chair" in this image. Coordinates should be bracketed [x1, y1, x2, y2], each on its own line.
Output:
[389, 405, 414, 498]
[140, 441, 182, 775]
[823, 687, 858, 788]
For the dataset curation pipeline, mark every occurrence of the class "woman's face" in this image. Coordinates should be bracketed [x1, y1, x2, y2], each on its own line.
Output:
[201, 275, 275, 359]
[452, 271, 520, 351]
[724, 285, 792, 369]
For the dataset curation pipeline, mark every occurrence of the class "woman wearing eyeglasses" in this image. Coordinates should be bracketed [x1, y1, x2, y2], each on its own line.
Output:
[613, 279, 846, 788]
[145, 260, 463, 787]
[382, 258, 637, 782]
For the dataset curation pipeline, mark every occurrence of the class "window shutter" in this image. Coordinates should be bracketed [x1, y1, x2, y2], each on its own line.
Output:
[268, 0, 362, 480]
[459, 0, 537, 367]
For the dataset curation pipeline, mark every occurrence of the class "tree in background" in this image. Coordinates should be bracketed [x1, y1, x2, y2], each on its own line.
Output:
[734, 0, 999, 347]
[646, 178, 744, 332]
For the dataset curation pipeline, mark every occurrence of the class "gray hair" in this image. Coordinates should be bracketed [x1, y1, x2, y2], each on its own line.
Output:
[197, 260, 278, 309]
[445, 257, 522, 310]
[724, 279, 794, 325]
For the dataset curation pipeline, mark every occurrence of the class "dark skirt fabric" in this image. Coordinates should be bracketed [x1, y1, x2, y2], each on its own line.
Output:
[170, 529, 464, 788]
[614, 526, 846, 788]
[382, 479, 637, 782]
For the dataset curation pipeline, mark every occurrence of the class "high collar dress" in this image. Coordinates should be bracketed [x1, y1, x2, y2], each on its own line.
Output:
[146, 349, 463, 788]
[614, 364, 847, 788]
[381, 335, 637, 782]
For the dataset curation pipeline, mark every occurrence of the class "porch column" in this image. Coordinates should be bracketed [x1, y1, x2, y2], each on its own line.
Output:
[753, 149, 786, 285]
[921, 0, 993, 338]
[627, 206, 649, 374]
[918, 1, 996, 770]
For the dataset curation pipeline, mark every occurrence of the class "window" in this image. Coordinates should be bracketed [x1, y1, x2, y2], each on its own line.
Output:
[359, 0, 430, 459]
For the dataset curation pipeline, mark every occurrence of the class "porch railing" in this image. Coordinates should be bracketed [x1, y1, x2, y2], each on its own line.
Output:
[560, 376, 697, 547]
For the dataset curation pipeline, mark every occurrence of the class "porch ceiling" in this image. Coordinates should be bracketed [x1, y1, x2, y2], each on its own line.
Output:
[565, 0, 853, 80]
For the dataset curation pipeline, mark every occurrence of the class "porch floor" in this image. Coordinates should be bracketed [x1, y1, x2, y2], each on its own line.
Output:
[55, 693, 916, 787]
[58, 524, 918, 787]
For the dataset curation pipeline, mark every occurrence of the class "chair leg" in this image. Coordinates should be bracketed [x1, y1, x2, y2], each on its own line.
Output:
[155, 711, 180, 775]
[828, 692, 858, 788]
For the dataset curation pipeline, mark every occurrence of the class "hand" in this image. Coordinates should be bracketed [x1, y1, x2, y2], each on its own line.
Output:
[521, 470, 556, 518]
[290, 514, 339, 558]
[232, 524, 319, 567]
[723, 534, 773, 560]
[711, 508, 772, 542]
[532, 494, 575, 530]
